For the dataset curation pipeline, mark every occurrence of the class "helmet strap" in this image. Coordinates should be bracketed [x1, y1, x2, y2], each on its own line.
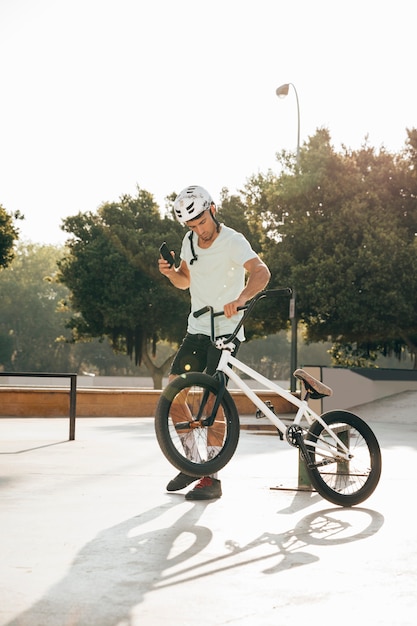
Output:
[209, 205, 221, 232]
[188, 232, 198, 265]
[188, 205, 221, 264]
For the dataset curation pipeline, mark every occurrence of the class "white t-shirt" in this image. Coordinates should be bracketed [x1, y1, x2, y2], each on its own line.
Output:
[180, 225, 257, 341]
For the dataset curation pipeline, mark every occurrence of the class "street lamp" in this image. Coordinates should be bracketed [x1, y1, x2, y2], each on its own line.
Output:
[276, 82, 300, 169]
[276, 82, 300, 391]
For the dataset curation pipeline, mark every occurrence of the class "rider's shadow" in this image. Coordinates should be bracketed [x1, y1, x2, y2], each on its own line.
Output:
[5, 497, 213, 626]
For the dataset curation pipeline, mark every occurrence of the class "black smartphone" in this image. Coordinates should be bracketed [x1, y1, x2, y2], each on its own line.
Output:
[159, 242, 175, 267]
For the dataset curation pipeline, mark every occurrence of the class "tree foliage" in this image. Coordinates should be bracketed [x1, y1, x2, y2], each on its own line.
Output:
[245, 127, 417, 367]
[5, 128, 417, 379]
[57, 188, 189, 388]
[0, 243, 73, 371]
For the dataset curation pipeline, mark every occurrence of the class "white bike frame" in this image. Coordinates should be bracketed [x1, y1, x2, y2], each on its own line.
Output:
[215, 346, 351, 461]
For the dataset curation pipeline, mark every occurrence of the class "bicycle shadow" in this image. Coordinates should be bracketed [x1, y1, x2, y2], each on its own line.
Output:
[156, 505, 385, 587]
[5, 500, 384, 626]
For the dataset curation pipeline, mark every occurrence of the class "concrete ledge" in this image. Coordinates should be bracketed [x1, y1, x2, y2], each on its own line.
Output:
[0, 387, 297, 418]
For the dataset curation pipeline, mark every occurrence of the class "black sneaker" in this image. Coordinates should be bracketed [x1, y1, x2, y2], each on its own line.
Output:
[166, 472, 198, 492]
[185, 477, 222, 500]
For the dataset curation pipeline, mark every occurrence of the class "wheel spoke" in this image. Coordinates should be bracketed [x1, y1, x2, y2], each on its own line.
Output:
[155, 372, 240, 477]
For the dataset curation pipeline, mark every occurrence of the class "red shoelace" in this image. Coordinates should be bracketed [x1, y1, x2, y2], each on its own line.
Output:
[194, 477, 213, 488]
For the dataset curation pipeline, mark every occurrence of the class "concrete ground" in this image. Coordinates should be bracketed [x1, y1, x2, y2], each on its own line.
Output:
[0, 391, 416, 626]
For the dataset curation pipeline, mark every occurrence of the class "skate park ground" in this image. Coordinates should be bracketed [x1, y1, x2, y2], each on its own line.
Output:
[0, 391, 416, 625]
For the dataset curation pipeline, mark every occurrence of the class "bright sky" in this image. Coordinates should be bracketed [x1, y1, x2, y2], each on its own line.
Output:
[1, 0, 416, 245]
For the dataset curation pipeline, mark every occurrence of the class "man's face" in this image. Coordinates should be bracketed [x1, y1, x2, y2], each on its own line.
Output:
[186, 209, 217, 243]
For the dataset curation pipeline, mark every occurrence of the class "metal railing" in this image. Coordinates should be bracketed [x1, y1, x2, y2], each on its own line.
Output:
[0, 373, 77, 440]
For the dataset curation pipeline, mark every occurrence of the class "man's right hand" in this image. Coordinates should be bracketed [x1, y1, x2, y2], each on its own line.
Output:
[158, 254, 176, 276]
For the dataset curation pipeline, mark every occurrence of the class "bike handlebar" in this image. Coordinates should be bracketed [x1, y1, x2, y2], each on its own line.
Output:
[192, 288, 292, 343]
[193, 304, 247, 319]
[193, 288, 292, 319]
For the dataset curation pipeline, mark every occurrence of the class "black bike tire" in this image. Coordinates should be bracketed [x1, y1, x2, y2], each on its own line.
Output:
[305, 410, 382, 507]
[155, 372, 240, 477]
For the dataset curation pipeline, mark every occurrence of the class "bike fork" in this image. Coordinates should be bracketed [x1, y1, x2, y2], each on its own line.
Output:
[201, 372, 227, 427]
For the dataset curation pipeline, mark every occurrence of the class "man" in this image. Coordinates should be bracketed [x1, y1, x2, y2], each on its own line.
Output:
[158, 185, 270, 500]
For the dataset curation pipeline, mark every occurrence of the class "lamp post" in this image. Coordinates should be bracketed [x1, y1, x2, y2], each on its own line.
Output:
[276, 82, 300, 391]
[276, 82, 300, 170]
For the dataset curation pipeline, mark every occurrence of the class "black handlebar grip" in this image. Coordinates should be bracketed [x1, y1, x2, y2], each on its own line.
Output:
[193, 306, 211, 318]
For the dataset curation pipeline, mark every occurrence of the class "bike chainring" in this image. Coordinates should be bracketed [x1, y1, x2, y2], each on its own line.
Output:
[286, 424, 304, 447]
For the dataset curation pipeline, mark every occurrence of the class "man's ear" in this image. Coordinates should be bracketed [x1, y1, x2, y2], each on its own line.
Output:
[210, 202, 216, 216]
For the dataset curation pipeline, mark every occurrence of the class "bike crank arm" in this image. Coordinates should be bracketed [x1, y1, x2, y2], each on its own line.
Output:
[295, 432, 317, 470]
[287, 425, 328, 471]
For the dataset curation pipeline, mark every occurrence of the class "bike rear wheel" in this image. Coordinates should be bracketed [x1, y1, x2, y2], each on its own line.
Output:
[155, 372, 240, 477]
[305, 410, 382, 506]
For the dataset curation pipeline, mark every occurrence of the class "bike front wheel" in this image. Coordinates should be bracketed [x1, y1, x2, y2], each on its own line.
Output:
[305, 410, 382, 507]
[155, 372, 240, 477]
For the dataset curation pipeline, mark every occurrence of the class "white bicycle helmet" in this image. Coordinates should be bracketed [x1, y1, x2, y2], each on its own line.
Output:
[173, 185, 213, 223]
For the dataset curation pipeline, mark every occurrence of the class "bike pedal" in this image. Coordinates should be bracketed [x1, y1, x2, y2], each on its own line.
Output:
[276, 428, 284, 440]
[255, 401, 276, 421]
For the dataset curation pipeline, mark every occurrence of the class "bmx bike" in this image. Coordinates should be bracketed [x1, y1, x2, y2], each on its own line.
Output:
[154, 289, 382, 507]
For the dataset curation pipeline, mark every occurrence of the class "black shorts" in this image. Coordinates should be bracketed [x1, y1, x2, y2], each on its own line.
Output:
[170, 333, 241, 376]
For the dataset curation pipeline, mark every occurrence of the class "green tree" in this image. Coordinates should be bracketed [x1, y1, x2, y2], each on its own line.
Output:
[58, 188, 189, 388]
[0, 242, 74, 371]
[255, 128, 417, 367]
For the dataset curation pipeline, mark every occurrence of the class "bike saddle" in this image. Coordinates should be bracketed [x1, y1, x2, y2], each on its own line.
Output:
[293, 368, 333, 399]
